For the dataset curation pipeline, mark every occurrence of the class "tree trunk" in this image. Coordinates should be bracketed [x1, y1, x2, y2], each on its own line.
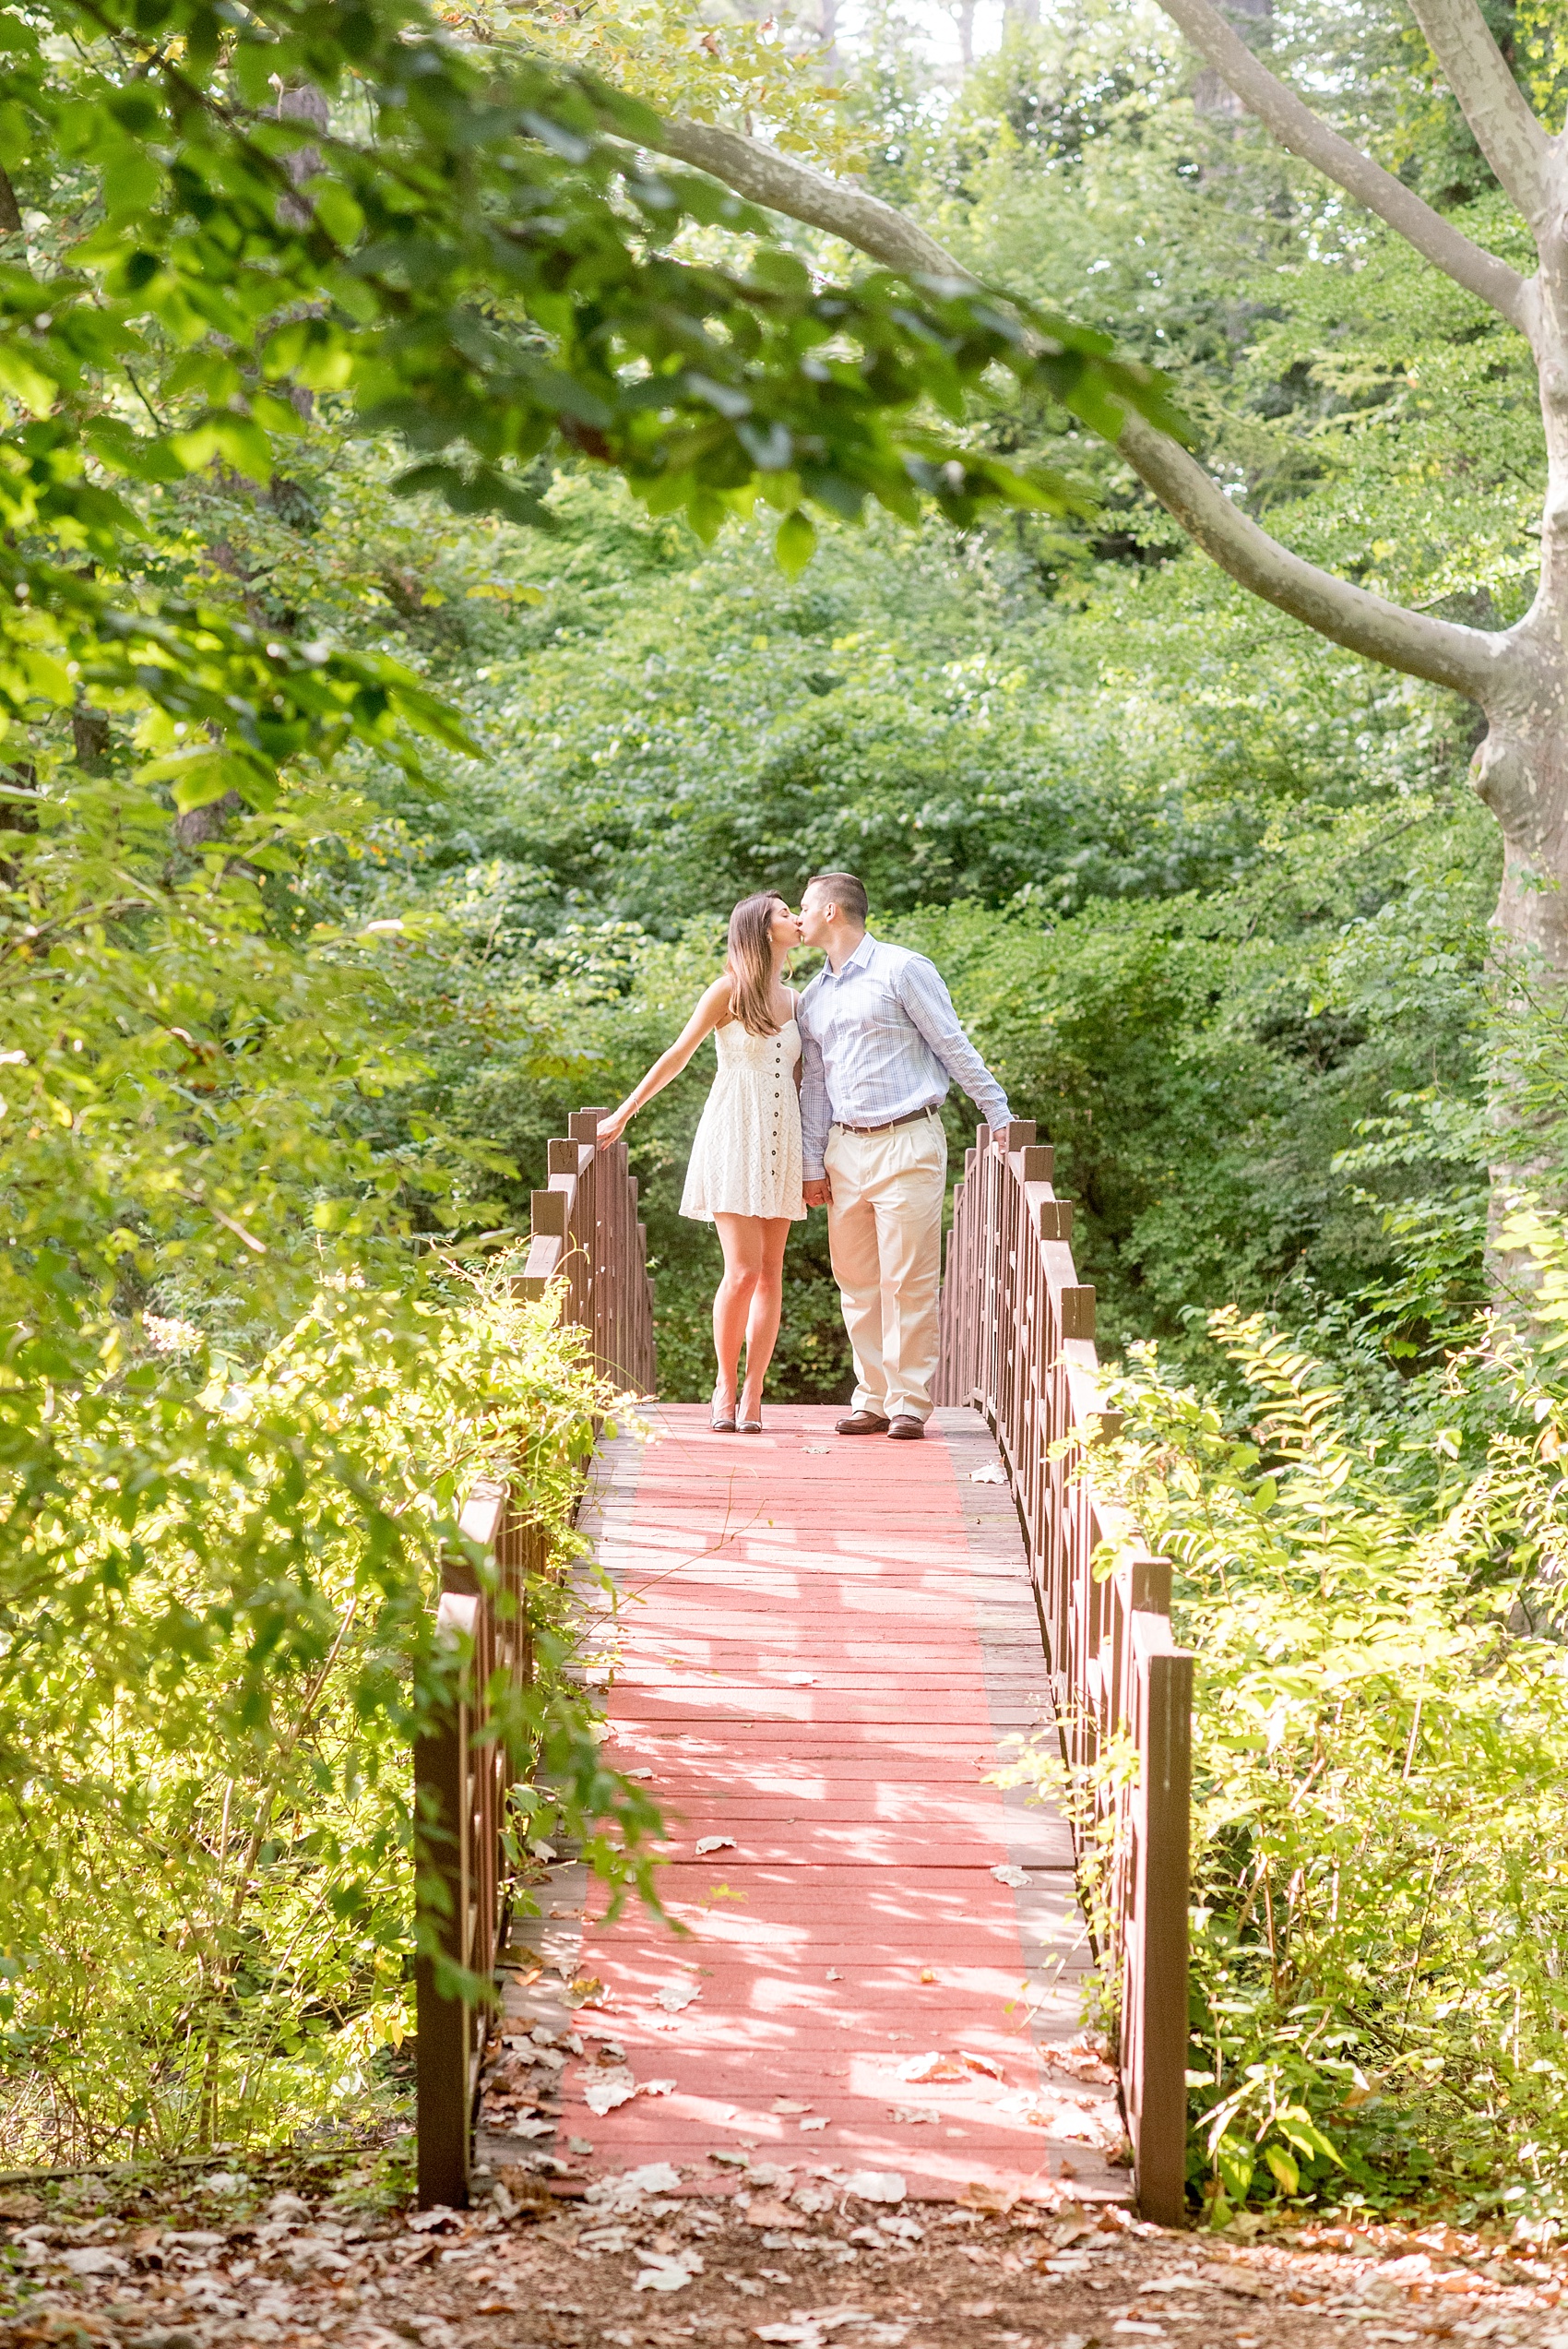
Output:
[1502, 235, 1568, 948]
[277, 83, 328, 227]
[71, 703, 111, 771]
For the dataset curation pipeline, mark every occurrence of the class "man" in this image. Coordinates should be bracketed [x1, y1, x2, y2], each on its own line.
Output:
[796, 872, 1011, 1440]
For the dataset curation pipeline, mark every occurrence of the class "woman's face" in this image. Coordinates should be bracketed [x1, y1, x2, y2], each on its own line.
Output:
[767, 896, 802, 951]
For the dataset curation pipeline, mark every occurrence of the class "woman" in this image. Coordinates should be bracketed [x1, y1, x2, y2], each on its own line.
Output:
[597, 893, 804, 1432]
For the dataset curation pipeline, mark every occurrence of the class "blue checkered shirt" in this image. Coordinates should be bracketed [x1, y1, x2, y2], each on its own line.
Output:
[797, 934, 1011, 1180]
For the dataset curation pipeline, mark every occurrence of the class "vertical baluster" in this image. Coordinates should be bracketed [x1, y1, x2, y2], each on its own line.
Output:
[1129, 1632, 1192, 2225]
[414, 1575, 477, 2210]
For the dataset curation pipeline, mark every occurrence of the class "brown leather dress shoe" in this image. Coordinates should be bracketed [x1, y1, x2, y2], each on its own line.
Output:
[834, 1410, 890, 1435]
[887, 1415, 926, 1440]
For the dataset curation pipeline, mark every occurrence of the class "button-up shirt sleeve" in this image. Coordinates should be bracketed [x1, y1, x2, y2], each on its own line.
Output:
[895, 954, 1011, 1130]
[798, 996, 831, 1180]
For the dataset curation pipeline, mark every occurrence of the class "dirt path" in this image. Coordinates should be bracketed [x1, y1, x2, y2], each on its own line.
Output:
[6, 2161, 1568, 2349]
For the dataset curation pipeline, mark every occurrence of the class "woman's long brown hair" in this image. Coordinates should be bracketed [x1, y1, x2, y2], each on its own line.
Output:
[725, 892, 786, 1038]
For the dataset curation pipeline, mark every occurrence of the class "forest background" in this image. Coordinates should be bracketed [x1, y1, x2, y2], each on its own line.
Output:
[10, 0, 1568, 2224]
[333, 0, 1526, 1401]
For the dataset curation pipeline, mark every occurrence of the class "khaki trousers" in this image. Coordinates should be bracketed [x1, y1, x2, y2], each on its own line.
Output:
[824, 1114, 948, 1425]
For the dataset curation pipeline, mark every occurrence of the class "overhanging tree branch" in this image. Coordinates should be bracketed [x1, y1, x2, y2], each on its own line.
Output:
[1404, 0, 1553, 233]
[1115, 413, 1499, 698]
[1149, 0, 1533, 333]
[653, 118, 959, 279]
[642, 115, 1504, 703]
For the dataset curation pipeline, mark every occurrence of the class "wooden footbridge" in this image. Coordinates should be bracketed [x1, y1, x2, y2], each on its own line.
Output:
[413, 1113, 1193, 2225]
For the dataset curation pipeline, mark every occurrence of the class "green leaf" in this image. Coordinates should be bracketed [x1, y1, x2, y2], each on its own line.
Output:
[101, 145, 162, 219]
[0, 100, 32, 166]
[1215, 2132, 1255, 2204]
[1275, 2107, 1345, 2169]
[311, 182, 364, 249]
[774, 508, 816, 578]
[748, 249, 812, 295]
[0, 342, 59, 415]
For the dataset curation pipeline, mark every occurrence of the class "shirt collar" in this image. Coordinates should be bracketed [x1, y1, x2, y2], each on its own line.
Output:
[826, 931, 876, 981]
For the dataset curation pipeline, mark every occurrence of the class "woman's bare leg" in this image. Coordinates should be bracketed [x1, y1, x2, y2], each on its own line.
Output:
[712, 1214, 764, 1411]
[740, 1219, 792, 1421]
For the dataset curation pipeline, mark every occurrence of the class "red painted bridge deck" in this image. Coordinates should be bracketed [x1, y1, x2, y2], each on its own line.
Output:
[493, 1404, 1125, 2204]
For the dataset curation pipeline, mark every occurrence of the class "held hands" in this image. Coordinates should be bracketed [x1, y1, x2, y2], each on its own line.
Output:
[802, 1176, 833, 1208]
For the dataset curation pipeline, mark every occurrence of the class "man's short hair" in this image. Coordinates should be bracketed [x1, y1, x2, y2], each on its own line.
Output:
[805, 870, 868, 925]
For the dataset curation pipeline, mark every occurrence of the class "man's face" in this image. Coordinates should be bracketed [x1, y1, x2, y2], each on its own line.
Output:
[798, 883, 834, 950]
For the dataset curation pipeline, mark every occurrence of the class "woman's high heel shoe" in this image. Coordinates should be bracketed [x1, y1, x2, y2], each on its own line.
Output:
[711, 1389, 737, 1434]
[737, 1401, 763, 1434]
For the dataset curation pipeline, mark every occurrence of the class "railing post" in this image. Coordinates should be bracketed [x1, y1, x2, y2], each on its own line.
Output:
[414, 1582, 476, 2210]
[1134, 1640, 1193, 2225]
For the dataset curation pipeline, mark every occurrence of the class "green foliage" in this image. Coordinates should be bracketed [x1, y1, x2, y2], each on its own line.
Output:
[0, 1262, 634, 2162]
[1028, 1304, 1568, 2218]
[0, 0, 1180, 797]
[0, 709, 655, 2158]
[989, 1282, 1568, 2216]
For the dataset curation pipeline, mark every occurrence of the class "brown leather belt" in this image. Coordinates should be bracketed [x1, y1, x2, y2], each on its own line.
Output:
[833, 1104, 941, 1138]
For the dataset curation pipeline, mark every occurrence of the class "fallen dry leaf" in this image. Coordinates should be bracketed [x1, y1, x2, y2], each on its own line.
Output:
[904, 2053, 967, 2083]
[653, 1981, 700, 2012]
[842, 2170, 906, 2203]
[744, 2198, 806, 2231]
[960, 2181, 1019, 2216]
[584, 2071, 636, 2116]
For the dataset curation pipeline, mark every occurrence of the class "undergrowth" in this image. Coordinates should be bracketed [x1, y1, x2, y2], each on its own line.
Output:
[1007, 1212, 1568, 2224]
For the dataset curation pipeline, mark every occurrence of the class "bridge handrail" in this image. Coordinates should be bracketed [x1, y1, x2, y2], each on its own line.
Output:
[518, 1110, 658, 1398]
[414, 1107, 655, 2208]
[935, 1120, 1193, 2225]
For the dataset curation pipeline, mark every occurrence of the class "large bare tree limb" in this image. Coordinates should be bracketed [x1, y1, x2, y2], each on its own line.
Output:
[644, 113, 1504, 704]
[1150, 0, 1532, 333]
[1116, 413, 1500, 698]
[654, 118, 959, 280]
[1404, 0, 1553, 232]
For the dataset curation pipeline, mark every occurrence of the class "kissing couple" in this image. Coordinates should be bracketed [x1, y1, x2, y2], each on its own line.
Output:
[597, 874, 1011, 1439]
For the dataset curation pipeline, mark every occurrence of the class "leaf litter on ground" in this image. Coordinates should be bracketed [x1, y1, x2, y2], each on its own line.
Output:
[6, 2155, 1568, 2349]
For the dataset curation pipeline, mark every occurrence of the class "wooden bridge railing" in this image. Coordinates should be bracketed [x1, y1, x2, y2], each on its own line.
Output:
[414, 1109, 655, 2208]
[935, 1120, 1193, 2226]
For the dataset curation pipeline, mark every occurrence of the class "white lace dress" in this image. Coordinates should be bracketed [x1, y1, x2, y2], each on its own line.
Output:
[680, 1015, 805, 1222]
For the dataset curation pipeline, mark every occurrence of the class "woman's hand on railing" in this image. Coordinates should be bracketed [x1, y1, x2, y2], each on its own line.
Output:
[597, 1102, 634, 1150]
